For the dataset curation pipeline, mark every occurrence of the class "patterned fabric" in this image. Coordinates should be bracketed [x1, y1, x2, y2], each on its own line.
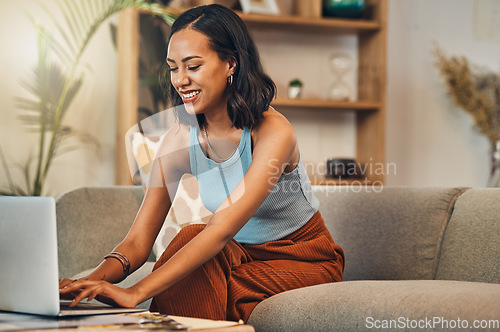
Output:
[150, 211, 344, 322]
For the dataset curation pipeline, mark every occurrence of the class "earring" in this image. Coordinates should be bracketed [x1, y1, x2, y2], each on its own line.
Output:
[228, 75, 233, 86]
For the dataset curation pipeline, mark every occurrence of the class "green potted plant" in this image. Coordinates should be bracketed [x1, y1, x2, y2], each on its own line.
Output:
[288, 78, 303, 99]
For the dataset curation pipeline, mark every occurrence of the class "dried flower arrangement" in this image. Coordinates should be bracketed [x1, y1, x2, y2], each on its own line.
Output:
[434, 46, 500, 186]
[433, 46, 500, 144]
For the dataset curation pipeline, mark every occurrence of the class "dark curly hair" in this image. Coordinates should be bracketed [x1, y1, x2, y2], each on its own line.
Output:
[159, 4, 276, 129]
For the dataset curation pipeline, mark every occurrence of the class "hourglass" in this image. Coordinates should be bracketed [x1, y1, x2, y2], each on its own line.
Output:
[328, 52, 353, 101]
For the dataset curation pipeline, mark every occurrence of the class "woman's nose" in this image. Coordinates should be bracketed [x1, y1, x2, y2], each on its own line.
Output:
[173, 70, 190, 87]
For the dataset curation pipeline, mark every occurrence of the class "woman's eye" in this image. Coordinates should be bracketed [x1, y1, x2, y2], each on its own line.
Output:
[168, 67, 178, 72]
[188, 65, 201, 71]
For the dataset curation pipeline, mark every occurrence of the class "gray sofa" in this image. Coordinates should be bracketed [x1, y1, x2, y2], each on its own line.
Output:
[56, 186, 500, 331]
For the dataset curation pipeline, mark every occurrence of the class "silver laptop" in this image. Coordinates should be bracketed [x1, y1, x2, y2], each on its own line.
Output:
[0, 196, 145, 317]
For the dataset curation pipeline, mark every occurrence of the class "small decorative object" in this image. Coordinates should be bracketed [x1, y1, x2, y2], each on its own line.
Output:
[239, 0, 280, 14]
[434, 46, 500, 187]
[288, 78, 303, 99]
[322, 0, 365, 19]
[326, 158, 357, 178]
[329, 52, 353, 101]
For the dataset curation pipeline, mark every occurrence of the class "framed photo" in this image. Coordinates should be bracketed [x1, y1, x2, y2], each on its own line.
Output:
[239, 0, 280, 14]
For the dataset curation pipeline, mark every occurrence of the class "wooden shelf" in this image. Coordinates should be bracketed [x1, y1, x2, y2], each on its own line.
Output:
[138, 8, 380, 34]
[272, 98, 380, 112]
[236, 11, 380, 34]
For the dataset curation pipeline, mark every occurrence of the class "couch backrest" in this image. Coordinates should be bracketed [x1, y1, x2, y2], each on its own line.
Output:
[59, 185, 498, 284]
[56, 186, 145, 278]
[435, 188, 500, 284]
[312, 186, 467, 281]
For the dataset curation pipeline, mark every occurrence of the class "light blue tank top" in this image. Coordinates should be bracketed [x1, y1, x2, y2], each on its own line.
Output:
[189, 126, 319, 244]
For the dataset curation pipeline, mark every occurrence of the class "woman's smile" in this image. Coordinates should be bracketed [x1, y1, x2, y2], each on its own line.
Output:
[180, 89, 201, 104]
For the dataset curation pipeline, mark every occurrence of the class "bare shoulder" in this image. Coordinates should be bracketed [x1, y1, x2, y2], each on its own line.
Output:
[252, 107, 297, 144]
[251, 108, 299, 169]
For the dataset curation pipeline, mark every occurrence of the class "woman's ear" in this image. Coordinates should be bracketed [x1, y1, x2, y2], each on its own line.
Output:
[228, 57, 237, 75]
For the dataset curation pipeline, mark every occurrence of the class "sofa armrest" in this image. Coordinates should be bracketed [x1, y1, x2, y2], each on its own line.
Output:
[56, 186, 145, 278]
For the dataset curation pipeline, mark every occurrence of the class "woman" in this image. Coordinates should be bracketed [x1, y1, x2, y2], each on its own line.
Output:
[60, 4, 344, 322]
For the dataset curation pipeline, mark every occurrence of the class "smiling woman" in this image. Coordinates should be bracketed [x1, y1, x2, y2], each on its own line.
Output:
[60, 4, 344, 323]
[160, 5, 275, 130]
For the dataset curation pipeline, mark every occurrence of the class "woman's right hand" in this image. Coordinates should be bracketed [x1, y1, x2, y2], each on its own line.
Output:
[59, 278, 80, 300]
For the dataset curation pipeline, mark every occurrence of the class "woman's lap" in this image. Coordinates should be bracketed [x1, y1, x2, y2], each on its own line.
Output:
[150, 211, 344, 321]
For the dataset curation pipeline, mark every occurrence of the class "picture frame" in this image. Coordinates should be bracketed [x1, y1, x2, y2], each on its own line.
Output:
[239, 0, 280, 15]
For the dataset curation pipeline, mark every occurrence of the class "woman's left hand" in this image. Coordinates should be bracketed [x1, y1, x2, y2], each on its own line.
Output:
[59, 279, 139, 308]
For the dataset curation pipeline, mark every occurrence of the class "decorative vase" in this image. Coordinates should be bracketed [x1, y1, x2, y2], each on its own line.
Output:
[487, 140, 500, 187]
[288, 86, 302, 99]
[288, 79, 303, 99]
[322, 0, 365, 19]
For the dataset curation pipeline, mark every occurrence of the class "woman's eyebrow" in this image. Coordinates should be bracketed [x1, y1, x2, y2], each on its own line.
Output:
[166, 55, 202, 63]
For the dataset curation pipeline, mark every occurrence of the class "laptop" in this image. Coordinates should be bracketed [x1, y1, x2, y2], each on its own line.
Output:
[0, 196, 146, 317]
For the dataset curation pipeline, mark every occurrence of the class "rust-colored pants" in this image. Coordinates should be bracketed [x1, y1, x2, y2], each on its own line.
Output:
[149, 211, 344, 322]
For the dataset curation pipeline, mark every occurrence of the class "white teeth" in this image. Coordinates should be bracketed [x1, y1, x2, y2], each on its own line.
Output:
[183, 90, 200, 98]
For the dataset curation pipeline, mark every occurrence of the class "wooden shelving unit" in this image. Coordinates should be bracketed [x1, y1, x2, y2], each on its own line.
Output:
[236, 11, 380, 33]
[115, 0, 387, 186]
[271, 98, 380, 112]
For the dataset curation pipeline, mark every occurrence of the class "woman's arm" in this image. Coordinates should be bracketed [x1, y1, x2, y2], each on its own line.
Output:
[62, 110, 298, 307]
[60, 126, 190, 287]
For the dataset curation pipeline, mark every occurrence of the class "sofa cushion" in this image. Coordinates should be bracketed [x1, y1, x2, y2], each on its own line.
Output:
[248, 280, 500, 332]
[311, 187, 468, 281]
[436, 189, 500, 283]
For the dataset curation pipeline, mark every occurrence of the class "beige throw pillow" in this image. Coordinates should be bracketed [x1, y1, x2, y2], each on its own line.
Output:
[153, 173, 213, 258]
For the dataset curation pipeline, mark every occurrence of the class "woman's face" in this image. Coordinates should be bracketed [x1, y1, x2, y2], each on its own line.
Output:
[167, 28, 234, 116]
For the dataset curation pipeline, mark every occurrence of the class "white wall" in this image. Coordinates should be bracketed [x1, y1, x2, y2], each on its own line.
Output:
[0, 0, 117, 196]
[386, 0, 500, 187]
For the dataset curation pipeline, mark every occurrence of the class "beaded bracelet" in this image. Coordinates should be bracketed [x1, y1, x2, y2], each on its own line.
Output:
[104, 251, 131, 277]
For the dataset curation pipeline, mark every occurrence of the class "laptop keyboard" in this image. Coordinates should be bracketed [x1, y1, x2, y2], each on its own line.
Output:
[60, 300, 115, 310]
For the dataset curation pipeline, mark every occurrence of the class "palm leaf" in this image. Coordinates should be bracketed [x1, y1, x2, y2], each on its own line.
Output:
[38, 2, 77, 58]
[52, 126, 101, 159]
[17, 62, 82, 133]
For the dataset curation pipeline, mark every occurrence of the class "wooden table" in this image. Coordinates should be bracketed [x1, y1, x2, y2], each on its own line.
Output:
[0, 312, 255, 331]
